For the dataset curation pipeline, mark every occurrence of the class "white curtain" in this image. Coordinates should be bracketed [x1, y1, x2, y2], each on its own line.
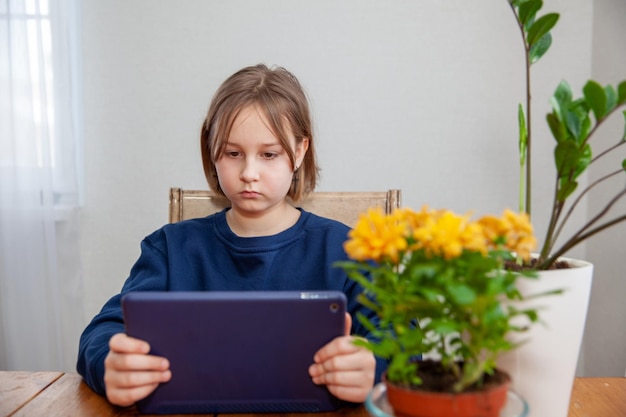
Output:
[0, 0, 83, 371]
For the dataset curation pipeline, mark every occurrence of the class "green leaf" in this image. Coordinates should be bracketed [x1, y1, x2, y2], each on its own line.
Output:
[522, 309, 540, 323]
[574, 143, 592, 180]
[554, 141, 581, 177]
[429, 319, 459, 335]
[487, 275, 506, 296]
[564, 109, 583, 140]
[553, 140, 590, 202]
[356, 312, 378, 333]
[420, 288, 441, 302]
[518, 0, 542, 27]
[547, 112, 566, 142]
[511, 0, 527, 10]
[605, 85, 617, 113]
[446, 283, 476, 305]
[557, 180, 578, 202]
[518, 104, 528, 160]
[550, 80, 573, 120]
[623, 110, 626, 141]
[484, 305, 505, 325]
[618, 81, 626, 105]
[583, 80, 607, 121]
[563, 99, 592, 142]
[527, 13, 559, 47]
[579, 111, 592, 142]
[529, 32, 552, 63]
[622, 158, 626, 171]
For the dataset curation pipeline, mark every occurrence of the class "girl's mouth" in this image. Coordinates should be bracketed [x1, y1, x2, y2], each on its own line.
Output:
[240, 191, 259, 198]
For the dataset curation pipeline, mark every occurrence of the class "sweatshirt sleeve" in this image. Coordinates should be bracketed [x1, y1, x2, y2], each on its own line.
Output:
[76, 234, 169, 395]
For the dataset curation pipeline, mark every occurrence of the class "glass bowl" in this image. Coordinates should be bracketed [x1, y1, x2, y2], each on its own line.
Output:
[365, 383, 529, 417]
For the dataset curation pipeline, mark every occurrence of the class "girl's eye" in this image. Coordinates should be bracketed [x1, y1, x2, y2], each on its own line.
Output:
[225, 151, 241, 158]
[262, 152, 278, 160]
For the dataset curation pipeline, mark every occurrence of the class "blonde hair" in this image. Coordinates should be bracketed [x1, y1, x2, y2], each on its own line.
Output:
[201, 64, 319, 202]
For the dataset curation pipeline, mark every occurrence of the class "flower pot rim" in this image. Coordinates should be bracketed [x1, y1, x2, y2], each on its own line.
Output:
[554, 257, 593, 269]
[366, 382, 529, 417]
[382, 368, 511, 398]
[530, 254, 593, 269]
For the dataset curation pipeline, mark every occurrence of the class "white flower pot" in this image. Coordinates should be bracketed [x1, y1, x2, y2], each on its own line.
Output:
[498, 257, 593, 417]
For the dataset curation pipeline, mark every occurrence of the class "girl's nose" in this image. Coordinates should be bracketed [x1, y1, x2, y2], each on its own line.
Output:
[240, 159, 260, 182]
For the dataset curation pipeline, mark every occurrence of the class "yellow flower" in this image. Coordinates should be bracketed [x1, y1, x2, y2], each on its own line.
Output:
[395, 206, 432, 230]
[501, 210, 536, 260]
[344, 206, 536, 264]
[477, 215, 506, 243]
[412, 210, 487, 260]
[478, 210, 537, 260]
[460, 221, 490, 255]
[344, 208, 409, 263]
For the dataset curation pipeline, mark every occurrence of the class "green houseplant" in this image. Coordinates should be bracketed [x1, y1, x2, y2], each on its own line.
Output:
[509, 0, 626, 270]
[499, 3, 625, 416]
[336, 206, 544, 417]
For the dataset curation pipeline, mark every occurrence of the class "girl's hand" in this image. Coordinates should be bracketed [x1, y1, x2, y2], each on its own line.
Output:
[308, 313, 376, 403]
[104, 333, 171, 407]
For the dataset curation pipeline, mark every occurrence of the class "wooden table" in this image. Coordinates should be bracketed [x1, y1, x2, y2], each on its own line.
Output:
[567, 377, 626, 417]
[1, 372, 624, 417]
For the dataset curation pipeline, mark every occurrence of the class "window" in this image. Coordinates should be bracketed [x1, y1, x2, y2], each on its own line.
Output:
[0, 0, 82, 206]
[1, 0, 84, 372]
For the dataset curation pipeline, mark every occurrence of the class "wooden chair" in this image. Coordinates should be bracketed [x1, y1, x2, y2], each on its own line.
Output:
[169, 187, 402, 227]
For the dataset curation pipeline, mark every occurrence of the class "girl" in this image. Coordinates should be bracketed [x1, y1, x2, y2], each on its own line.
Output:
[77, 64, 384, 407]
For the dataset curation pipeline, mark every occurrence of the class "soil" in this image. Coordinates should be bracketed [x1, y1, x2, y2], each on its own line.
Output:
[407, 360, 510, 393]
[504, 257, 571, 271]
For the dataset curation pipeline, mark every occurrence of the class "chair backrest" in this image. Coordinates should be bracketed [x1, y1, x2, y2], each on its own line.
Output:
[169, 187, 402, 227]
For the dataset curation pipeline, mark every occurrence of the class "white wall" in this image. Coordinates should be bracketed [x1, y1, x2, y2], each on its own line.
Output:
[79, 0, 624, 375]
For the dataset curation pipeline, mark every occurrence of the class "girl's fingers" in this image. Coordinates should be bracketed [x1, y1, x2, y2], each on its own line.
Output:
[106, 350, 169, 372]
[107, 368, 172, 389]
[310, 364, 374, 403]
[311, 367, 372, 386]
[106, 333, 169, 373]
[106, 382, 161, 407]
[109, 333, 150, 354]
[104, 366, 171, 406]
[313, 336, 361, 364]
[325, 384, 370, 404]
[310, 349, 370, 376]
[104, 333, 172, 407]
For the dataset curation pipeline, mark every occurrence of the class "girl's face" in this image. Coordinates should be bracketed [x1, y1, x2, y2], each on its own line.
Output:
[215, 105, 308, 217]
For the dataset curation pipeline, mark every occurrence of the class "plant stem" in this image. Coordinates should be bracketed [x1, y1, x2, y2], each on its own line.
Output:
[509, 3, 532, 217]
[524, 50, 532, 218]
[538, 173, 564, 263]
[591, 137, 626, 164]
[549, 169, 624, 252]
[541, 105, 626, 263]
[541, 189, 626, 268]
[519, 162, 525, 213]
[542, 214, 626, 268]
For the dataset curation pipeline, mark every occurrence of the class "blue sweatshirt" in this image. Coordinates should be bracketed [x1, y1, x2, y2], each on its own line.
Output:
[77, 209, 386, 396]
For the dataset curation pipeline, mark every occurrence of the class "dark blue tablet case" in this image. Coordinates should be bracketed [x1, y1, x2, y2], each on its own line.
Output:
[121, 291, 346, 414]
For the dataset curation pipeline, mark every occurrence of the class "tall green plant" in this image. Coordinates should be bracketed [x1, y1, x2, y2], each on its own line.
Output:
[509, 0, 626, 270]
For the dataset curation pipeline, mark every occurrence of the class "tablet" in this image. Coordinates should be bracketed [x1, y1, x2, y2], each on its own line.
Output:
[121, 291, 347, 414]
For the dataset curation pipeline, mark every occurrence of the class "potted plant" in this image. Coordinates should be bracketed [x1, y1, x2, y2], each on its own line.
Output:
[336, 206, 544, 417]
[499, 2, 625, 416]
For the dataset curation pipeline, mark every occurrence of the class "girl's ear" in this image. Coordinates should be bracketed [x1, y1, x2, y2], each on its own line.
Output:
[294, 138, 309, 170]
